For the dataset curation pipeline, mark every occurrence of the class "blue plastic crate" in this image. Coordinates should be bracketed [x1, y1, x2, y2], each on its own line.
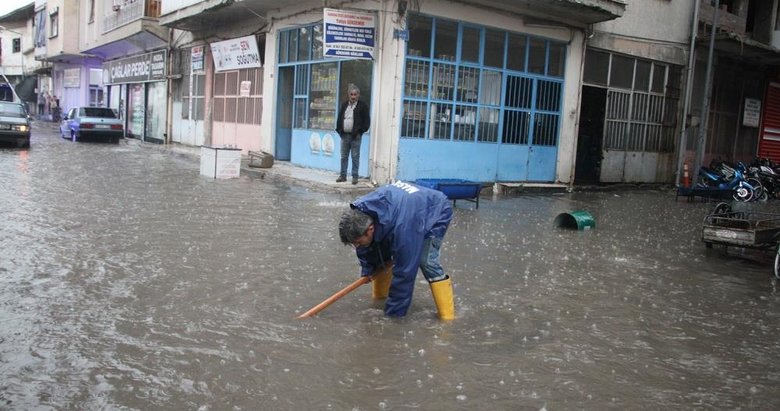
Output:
[415, 179, 481, 209]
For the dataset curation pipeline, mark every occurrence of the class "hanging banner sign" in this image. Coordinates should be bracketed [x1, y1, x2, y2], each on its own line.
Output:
[323, 8, 375, 60]
[103, 50, 167, 84]
[210, 35, 262, 72]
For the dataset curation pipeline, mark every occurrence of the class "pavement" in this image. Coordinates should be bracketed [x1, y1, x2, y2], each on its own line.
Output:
[126, 137, 381, 195]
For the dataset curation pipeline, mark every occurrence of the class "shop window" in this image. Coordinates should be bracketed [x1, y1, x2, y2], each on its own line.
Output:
[278, 23, 372, 132]
[507, 33, 527, 72]
[312, 24, 323, 60]
[651, 63, 666, 93]
[401, 15, 565, 144]
[461, 26, 480, 63]
[407, 15, 432, 58]
[484, 30, 504, 69]
[434, 19, 457, 61]
[298, 27, 311, 61]
[339, 60, 372, 108]
[289, 30, 298, 63]
[635, 60, 651, 92]
[528, 38, 546, 74]
[279, 30, 289, 63]
[609, 54, 634, 89]
[310, 62, 337, 129]
[583, 50, 609, 85]
[548, 43, 565, 77]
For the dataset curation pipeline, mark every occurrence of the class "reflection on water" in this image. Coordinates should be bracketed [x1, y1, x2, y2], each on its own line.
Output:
[1, 129, 780, 409]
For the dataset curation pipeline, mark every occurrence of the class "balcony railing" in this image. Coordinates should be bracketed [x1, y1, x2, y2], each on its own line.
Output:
[103, 0, 161, 33]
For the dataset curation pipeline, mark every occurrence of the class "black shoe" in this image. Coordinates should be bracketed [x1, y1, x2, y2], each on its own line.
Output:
[336, 176, 346, 182]
[352, 177, 358, 185]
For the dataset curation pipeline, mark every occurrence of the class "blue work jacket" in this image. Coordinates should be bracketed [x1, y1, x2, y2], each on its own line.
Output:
[351, 181, 453, 316]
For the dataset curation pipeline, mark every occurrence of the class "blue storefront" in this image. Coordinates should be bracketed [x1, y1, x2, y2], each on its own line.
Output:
[397, 14, 566, 182]
[273, 11, 568, 183]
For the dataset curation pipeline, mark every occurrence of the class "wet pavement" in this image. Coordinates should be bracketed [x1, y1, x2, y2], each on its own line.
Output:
[1, 122, 780, 409]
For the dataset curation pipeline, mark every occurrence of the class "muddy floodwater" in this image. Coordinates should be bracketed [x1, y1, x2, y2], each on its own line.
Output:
[1, 127, 780, 410]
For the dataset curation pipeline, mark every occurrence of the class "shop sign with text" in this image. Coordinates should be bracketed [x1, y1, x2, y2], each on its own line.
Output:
[103, 50, 167, 84]
[323, 8, 375, 60]
[210, 36, 262, 72]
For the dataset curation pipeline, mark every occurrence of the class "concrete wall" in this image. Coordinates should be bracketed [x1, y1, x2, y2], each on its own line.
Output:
[590, 0, 692, 66]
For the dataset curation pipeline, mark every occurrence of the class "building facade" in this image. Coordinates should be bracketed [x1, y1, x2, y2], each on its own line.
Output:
[160, 0, 624, 185]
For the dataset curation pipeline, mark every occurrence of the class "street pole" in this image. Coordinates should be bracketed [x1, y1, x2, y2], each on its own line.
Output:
[676, 0, 701, 187]
[692, 0, 719, 188]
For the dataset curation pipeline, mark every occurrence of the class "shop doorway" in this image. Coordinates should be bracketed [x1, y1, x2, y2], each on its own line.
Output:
[275, 66, 294, 161]
[575, 86, 606, 184]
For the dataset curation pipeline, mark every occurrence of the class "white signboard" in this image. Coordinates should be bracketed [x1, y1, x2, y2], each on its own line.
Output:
[323, 8, 375, 60]
[743, 98, 761, 128]
[64, 68, 81, 88]
[209, 35, 262, 72]
[239, 81, 251, 97]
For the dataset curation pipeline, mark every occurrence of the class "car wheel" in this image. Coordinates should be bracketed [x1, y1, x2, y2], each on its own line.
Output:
[20, 139, 30, 149]
[71, 130, 77, 142]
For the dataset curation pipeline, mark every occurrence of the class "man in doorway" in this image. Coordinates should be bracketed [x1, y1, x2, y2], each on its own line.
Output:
[338, 180, 455, 319]
[335, 84, 370, 185]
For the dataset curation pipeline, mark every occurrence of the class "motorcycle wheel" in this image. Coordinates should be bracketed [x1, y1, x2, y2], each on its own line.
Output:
[733, 185, 754, 202]
[746, 177, 765, 201]
[774, 250, 780, 280]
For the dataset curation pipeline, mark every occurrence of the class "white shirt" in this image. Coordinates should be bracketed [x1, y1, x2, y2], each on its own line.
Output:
[343, 102, 356, 133]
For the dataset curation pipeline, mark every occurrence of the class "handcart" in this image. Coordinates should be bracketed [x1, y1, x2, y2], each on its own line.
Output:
[701, 202, 780, 279]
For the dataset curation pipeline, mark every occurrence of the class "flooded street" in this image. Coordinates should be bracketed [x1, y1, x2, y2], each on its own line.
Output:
[2, 124, 780, 410]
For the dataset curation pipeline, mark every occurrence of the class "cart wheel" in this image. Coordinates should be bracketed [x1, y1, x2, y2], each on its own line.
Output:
[774, 252, 780, 280]
[712, 202, 732, 214]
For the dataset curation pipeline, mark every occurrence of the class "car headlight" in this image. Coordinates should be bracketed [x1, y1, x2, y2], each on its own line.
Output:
[12, 125, 29, 132]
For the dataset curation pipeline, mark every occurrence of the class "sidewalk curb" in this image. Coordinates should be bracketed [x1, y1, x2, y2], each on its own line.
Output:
[126, 138, 375, 196]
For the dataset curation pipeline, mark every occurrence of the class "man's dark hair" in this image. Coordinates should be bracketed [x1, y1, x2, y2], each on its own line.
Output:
[339, 208, 373, 244]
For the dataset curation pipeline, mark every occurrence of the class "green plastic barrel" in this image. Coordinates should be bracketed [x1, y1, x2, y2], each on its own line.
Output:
[554, 210, 595, 231]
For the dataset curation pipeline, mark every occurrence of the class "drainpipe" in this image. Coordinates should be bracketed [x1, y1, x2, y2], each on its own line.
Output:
[675, 0, 700, 186]
[166, 30, 174, 145]
[692, 0, 719, 186]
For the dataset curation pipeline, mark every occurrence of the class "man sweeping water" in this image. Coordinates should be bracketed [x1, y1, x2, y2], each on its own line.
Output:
[338, 180, 455, 319]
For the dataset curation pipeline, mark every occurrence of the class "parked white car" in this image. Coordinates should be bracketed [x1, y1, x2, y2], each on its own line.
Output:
[60, 107, 123, 143]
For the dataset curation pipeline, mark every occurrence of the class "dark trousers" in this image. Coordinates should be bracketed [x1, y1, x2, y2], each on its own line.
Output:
[339, 133, 361, 178]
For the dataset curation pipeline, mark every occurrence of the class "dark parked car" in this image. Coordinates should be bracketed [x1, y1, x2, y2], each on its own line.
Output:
[0, 101, 32, 148]
[60, 107, 124, 143]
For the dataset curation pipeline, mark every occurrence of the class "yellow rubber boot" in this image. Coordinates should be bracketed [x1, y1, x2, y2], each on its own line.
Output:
[371, 265, 393, 299]
[429, 277, 455, 320]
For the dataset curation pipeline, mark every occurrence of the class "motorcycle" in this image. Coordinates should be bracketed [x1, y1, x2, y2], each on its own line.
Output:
[696, 160, 763, 202]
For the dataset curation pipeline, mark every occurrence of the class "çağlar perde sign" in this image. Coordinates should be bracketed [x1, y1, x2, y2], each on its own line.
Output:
[104, 50, 167, 84]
